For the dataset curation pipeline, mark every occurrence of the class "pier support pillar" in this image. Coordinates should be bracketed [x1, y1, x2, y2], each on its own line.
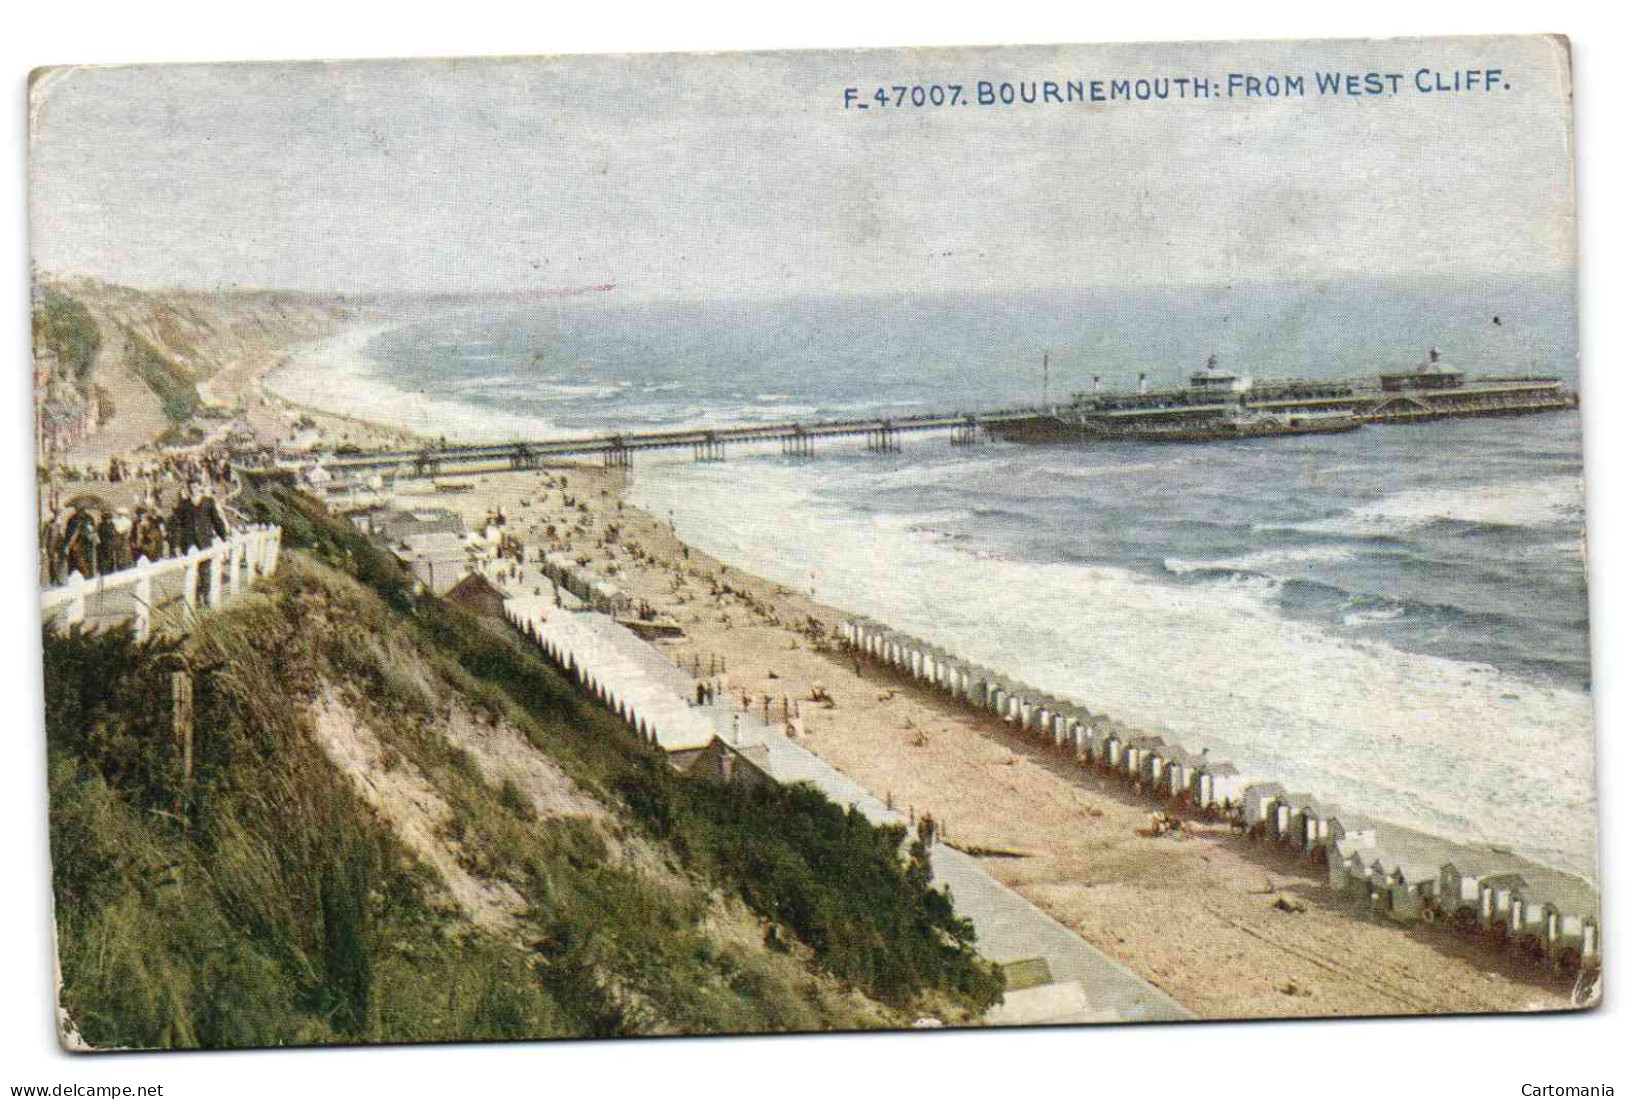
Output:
[866, 424, 901, 454]
[782, 432, 815, 458]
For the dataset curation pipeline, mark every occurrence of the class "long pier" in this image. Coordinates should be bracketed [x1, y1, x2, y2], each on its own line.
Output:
[271, 408, 1041, 478]
[263, 372, 1578, 482]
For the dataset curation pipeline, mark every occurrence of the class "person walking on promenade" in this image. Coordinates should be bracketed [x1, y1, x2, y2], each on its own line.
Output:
[143, 513, 169, 562]
[96, 510, 118, 574]
[169, 491, 197, 553]
[101, 509, 133, 573]
[41, 510, 66, 588]
[41, 508, 64, 586]
[63, 507, 100, 579]
[174, 481, 229, 554]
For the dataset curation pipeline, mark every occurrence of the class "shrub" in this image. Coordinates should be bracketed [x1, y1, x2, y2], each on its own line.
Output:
[123, 332, 200, 423]
[34, 287, 102, 390]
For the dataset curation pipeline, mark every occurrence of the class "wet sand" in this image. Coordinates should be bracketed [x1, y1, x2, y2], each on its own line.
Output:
[390, 461, 1586, 1021]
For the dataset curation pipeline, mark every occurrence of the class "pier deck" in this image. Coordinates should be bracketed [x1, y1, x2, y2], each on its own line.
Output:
[276, 407, 1041, 478]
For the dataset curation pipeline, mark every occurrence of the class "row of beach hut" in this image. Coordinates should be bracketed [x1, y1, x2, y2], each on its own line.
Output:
[539, 551, 633, 616]
[836, 617, 1600, 976]
[836, 618, 1250, 810]
[505, 597, 717, 751]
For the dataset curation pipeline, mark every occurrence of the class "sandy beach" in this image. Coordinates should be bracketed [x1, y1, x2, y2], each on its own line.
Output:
[56, 318, 1588, 1021]
[386, 458, 1585, 1021]
[204, 327, 424, 455]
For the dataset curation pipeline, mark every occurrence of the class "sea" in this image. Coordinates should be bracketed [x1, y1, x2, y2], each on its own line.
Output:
[270, 277, 1597, 880]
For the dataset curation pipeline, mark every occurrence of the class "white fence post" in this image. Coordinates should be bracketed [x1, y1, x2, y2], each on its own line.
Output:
[65, 571, 86, 628]
[207, 545, 225, 608]
[43, 524, 281, 637]
[183, 552, 200, 611]
[132, 558, 152, 642]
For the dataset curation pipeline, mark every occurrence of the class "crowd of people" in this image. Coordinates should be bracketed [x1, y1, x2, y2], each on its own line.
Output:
[40, 479, 233, 587]
[47, 451, 236, 490]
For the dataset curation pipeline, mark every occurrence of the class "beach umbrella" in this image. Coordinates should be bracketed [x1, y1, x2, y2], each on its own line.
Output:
[64, 494, 110, 511]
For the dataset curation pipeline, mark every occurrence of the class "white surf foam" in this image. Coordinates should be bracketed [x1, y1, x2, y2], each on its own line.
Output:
[1285, 478, 1586, 537]
[267, 325, 581, 442]
[1165, 545, 1357, 576]
[1341, 606, 1407, 628]
[628, 457, 1597, 880]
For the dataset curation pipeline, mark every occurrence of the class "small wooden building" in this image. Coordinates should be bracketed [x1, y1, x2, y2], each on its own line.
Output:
[1328, 838, 1380, 892]
[1193, 758, 1245, 809]
[1434, 861, 1490, 921]
[1242, 782, 1285, 828]
[1369, 859, 1428, 921]
[1477, 873, 1530, 935]
[673, 737, 775, 791]
[1122, 735, 1164, 782]
[1270, 792, 1316, 844]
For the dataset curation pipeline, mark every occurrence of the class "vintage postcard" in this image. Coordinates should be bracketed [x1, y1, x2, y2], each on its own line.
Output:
[28, 34, 1596, 1050]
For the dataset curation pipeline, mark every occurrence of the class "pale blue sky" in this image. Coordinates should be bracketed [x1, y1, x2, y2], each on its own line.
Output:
[28, 35, 1576, 297]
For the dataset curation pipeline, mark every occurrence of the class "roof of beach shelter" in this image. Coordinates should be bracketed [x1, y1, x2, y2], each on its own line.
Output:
[1323, 806, 1377, 834]
[1520, 871, 1599, 919]
[1333, 836, 1378, 859]
[641, 704, 718, 751]
[1363, 831, 1475, 885]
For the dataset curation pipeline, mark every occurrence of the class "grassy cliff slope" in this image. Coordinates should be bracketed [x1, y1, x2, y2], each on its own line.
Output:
[43, 483, 1002, 1049]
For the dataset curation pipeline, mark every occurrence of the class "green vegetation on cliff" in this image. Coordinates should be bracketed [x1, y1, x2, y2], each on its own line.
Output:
[43, 481, 1001, 1050]
[122, 332, 200, 423]
[33, 287, 102, 390]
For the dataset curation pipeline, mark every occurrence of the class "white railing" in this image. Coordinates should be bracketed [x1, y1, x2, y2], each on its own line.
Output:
[40, 524, 283, 641]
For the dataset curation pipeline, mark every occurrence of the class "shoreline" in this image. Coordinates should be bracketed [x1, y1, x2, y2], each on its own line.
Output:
[383, 459, 1588, 1019]
[249, 321, 434, 452]
[126, 319, 1593, 1018]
